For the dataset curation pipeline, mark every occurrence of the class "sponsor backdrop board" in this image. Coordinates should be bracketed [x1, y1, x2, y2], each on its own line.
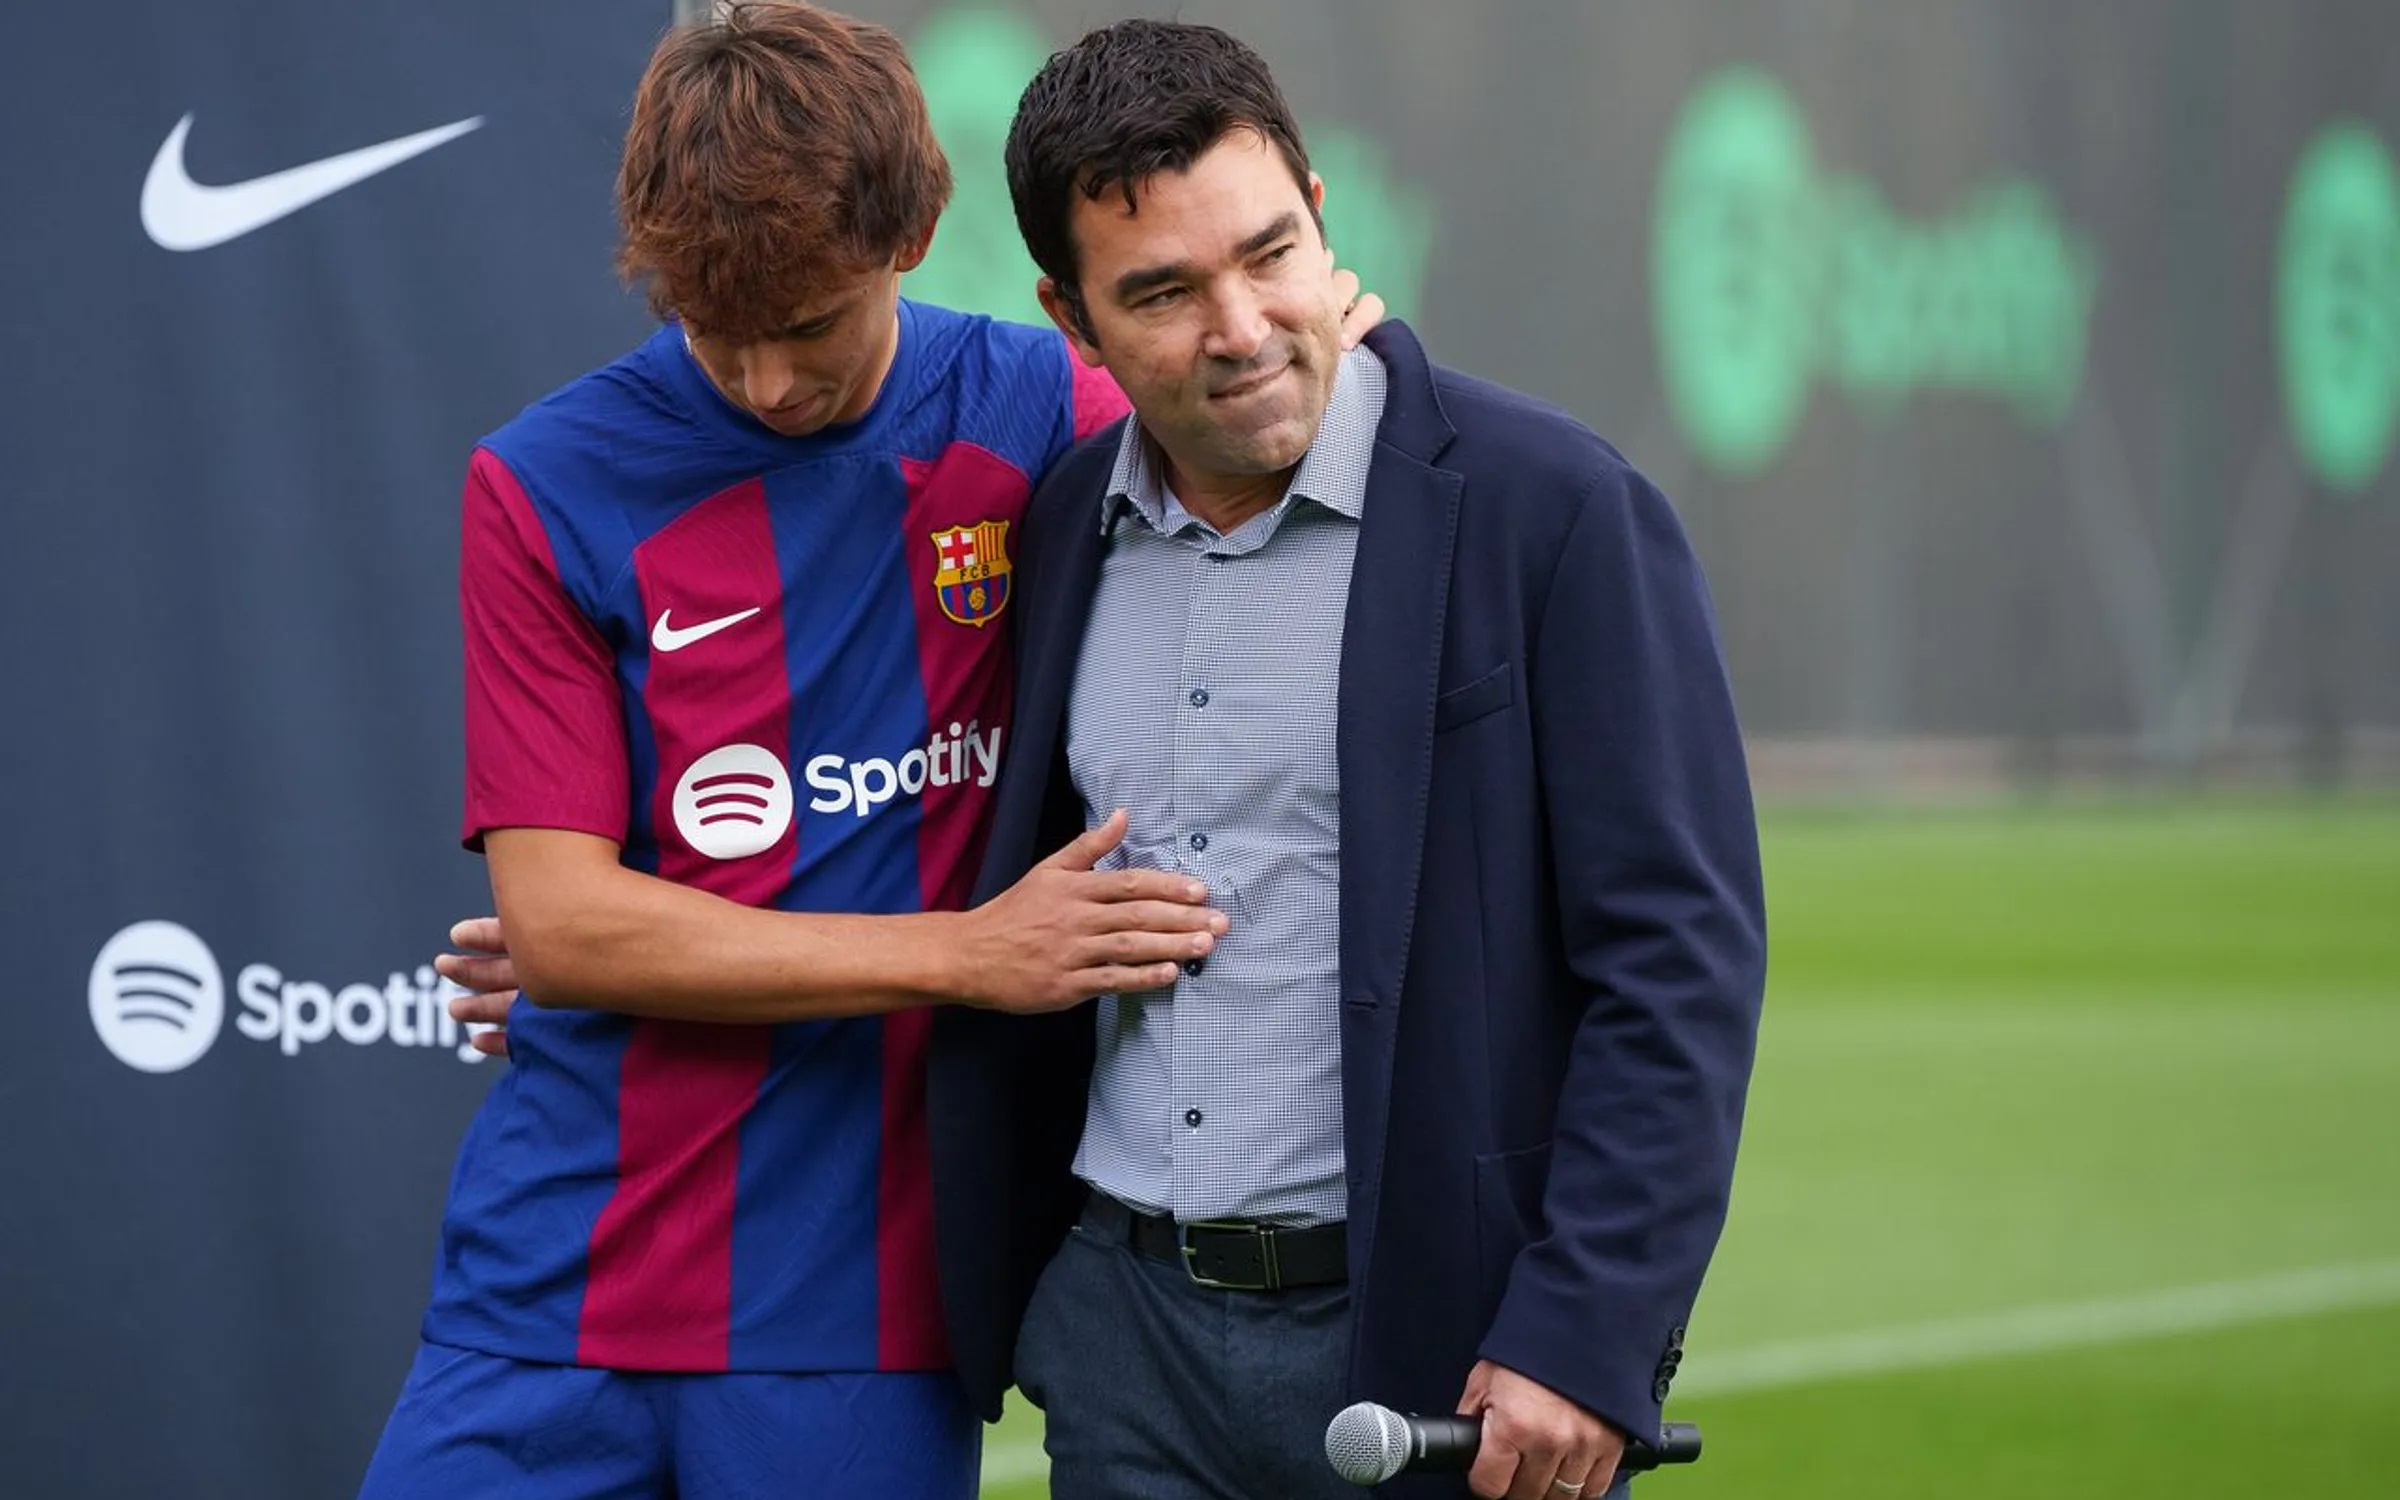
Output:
[3, 2, 2396, 1497]
[0, 3, 663, 1497]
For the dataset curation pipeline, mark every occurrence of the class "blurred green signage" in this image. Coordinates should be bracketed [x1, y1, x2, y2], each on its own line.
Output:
[2279, 123, 2400, 493]
[1652, 66, 2099, 478]
[904, 7, 1433, 326]
[906, 7, 1047, 325]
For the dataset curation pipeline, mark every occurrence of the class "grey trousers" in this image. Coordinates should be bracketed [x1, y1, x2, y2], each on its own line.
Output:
[1013, 1197, 1632, 1500]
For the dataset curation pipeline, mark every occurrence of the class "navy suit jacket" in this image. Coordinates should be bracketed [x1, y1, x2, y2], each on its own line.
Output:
[929, 322, 1766, 1458]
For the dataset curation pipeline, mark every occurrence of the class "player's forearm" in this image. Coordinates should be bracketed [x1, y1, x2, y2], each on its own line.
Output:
[496, 860, 970, 1023]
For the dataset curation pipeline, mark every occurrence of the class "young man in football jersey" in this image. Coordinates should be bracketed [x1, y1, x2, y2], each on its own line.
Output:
[361, 5, 1375, 1497]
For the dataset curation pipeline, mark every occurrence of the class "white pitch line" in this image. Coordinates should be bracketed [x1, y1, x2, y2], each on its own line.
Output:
[976, 1259, 2400, 1489]
[1678, 1258, 2400, 1397]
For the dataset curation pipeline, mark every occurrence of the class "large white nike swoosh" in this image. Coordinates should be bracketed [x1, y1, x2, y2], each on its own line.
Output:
[141, 111, 484, 252]
[652, 607, 763, 653]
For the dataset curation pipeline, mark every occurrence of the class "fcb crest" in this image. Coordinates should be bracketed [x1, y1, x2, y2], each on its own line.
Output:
[930, 519, 1013, 627]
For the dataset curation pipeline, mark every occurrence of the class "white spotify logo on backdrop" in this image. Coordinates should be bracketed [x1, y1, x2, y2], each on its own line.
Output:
[89, 920, 225, 1073]
[88, 921, 489, 1072]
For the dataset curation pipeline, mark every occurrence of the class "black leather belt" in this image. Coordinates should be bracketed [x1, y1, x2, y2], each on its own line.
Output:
[1086, 1190, 1348, 1292]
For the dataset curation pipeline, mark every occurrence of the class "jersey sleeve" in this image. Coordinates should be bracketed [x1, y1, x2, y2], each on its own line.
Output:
[1064, 337, 1132, 440]
[458, 447, 630, 850]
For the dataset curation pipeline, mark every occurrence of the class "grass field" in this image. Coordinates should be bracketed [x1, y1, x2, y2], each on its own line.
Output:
[978, 801, 2400, 1497]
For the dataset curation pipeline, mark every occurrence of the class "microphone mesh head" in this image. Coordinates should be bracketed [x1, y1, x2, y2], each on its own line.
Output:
[1324, 1401, 1410, 1485]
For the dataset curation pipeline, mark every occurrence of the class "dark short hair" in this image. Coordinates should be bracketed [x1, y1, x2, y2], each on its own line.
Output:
[616, 1, 952, 340]
[1004, 19, 1316, 336]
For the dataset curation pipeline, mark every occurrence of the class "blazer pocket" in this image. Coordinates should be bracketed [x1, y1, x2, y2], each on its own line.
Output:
[1433, 661, 1514, 733]
[1472, 1140, 1553, 1304]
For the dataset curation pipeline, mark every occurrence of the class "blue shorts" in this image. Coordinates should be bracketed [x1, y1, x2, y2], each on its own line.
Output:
[358, 1341, 980, 1499]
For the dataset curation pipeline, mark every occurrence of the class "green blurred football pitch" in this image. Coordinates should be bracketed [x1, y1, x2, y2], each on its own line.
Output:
[977, 800, 2400, 1498]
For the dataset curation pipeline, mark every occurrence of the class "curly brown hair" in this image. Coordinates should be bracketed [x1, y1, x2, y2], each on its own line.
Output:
[615, 1, 953, 340]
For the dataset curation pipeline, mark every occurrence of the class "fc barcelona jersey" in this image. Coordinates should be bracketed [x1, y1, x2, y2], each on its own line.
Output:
[429, 301, 1127, 1373]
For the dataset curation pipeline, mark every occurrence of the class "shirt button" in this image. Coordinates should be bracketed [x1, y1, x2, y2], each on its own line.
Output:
[1185, 1108, 1204, 1128]
[1188, 687, 1210, 708]
[1188, 832, 1208, 852]
[1184, 958, 1206, 977]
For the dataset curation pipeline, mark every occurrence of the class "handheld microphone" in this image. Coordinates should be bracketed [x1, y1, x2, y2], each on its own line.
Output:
[1324, 1402, 1702, 1487]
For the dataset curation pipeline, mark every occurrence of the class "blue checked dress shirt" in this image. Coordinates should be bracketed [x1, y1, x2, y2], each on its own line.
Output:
[1065, 344, 1389, 1228]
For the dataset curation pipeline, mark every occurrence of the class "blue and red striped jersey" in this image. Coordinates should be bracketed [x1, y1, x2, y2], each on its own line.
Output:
[429, 301, 1128, 1373]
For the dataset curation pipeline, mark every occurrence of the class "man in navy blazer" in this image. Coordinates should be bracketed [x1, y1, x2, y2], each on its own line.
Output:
[930, 20, 1767, 1500]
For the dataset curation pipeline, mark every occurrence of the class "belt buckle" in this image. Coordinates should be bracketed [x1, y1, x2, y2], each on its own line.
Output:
[1178, 1220, 1280, 1291]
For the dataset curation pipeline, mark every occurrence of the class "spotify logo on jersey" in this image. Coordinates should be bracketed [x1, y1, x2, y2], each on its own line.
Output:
[672, 743, 795, 860]
[2280, 123, 2400, 493]
[1652, 67, 2098, 478]
[89, 920, 225, 1073]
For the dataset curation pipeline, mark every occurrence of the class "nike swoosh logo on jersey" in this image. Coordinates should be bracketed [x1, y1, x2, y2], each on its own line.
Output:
[651, 607, 763, 653]
[141, 112, 484, 252]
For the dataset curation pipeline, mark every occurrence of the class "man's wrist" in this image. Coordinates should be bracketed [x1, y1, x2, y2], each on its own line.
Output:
[898, 909, 980, 1006]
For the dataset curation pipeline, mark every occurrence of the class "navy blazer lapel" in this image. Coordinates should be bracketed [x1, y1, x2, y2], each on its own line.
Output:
[1337, 323, 1461, 1012]
[1011, 448, 1113, 801]
[1337, 323, 1461, 1263]
[968, 433, 1116, 911]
